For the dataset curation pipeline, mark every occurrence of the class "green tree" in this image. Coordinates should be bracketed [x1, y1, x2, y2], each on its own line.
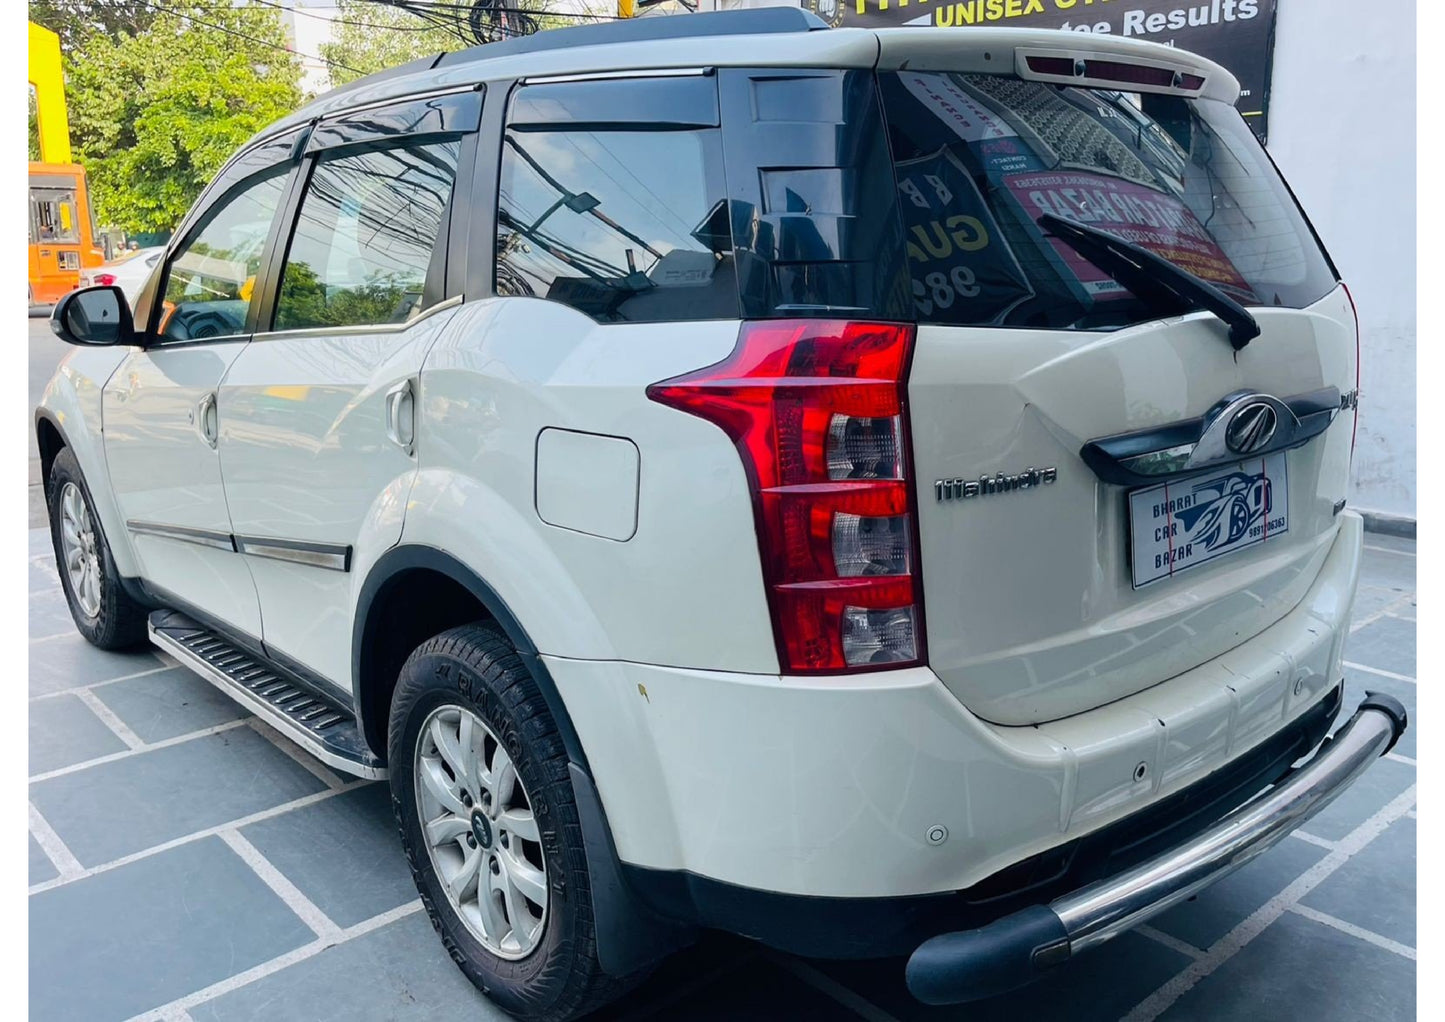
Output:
[28, 86, 42, 161]
[28, 0, 157, 52]
[318, 1, 589, 89]
[64, 3, 302, 233]
[319, 1, 461, 89]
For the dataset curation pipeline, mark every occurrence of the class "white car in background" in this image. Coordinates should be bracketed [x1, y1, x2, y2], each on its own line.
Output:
[80, 246, 165, 306]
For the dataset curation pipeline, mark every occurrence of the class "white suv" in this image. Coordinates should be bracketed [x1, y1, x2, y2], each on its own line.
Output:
[37, 10, 1407, 1020]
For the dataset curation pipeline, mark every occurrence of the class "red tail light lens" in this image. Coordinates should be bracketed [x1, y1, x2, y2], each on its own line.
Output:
[94, 273, 117, 287]
[648, 320, 925, 674]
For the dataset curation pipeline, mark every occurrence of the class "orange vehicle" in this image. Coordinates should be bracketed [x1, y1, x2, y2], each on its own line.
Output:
[28, 161, 104, 306]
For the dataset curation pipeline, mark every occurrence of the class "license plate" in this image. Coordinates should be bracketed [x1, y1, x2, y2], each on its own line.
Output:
[1129, 453, 1290, 588]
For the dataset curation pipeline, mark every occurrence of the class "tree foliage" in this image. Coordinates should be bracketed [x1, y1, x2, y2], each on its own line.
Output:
[63, 3, 302, 233]
[28, 0, 157, 52]
[319, 1, 461, 89]
[318, 1, 597, 90]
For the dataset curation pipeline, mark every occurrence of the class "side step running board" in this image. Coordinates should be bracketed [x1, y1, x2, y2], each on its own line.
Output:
[148, 610, 386, 779]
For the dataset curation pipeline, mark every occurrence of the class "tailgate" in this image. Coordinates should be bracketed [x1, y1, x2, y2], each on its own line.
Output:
[870, 57, 1356, 723]
[911, 294, 1357, 725]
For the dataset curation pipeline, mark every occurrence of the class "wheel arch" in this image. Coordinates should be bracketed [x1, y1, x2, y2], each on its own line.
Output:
[35, 411, 66, 494]
[352, 545, 693, 974]
[351, 544, 590, 774]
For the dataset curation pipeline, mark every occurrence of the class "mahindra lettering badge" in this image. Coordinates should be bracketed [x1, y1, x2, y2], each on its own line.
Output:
[936, 467, 1057, 502]
[1224, 401, 1279, 455]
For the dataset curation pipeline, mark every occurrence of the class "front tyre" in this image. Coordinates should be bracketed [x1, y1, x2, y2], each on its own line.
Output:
[47, 447, 148, 650]
[389, 624, 635, 1021]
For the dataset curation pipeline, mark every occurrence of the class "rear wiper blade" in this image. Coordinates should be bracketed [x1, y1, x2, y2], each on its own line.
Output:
[1037, 213, 1260, 351]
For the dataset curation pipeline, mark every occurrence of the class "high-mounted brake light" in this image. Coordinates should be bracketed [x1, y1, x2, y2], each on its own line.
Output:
[1022, 54, 1205, 92]
[648, 320, 926, 674]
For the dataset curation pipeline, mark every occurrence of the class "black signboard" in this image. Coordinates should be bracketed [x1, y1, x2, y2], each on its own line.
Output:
[804, 0, 1278, 141]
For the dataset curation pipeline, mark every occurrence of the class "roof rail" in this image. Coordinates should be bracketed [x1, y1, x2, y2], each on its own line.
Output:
[435, 8, 830, 70]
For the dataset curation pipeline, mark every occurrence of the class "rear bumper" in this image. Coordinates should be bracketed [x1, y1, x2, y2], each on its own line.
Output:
[906, 693, 1408, 1004]
[550, 513, 1366, 909]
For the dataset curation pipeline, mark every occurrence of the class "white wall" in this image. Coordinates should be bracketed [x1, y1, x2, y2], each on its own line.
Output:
[1266, 0, 1416, 519]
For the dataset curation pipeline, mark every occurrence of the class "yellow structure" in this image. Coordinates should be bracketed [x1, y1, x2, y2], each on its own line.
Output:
[620, 0, 636, 18]
[28, 21, 72, 164]
[28, 20, 102, 304]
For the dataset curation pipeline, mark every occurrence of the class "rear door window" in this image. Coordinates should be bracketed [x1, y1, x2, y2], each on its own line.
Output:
[273, 140, 460, 331]
[494, 76, 737, 323]
[877, 71, 1338, 331]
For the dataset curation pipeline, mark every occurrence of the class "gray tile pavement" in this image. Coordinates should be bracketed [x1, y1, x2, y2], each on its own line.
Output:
[1155, 911, 1416, 1022]
[28, 528, 1417, 1021]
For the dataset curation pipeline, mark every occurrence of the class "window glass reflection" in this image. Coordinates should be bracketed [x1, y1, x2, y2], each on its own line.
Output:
[160, 170, 286, 341]
[275, 140, 460, 331]
[878, 71, 1337, 331]
[495, 126, 736, 323]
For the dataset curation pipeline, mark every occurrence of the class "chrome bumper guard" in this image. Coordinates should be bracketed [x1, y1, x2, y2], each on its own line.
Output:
[906, 694, 1409, 1005]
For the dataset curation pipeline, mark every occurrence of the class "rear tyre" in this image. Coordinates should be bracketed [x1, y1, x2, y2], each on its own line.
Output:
[389, 623, 641, 1021]
[47, 447, 148, 650]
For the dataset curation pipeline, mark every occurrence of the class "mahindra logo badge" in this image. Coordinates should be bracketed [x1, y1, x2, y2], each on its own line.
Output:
[1224, 401, 1278, 455]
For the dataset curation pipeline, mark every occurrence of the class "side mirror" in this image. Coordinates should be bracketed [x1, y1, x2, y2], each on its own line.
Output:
[50, 286, 136, 347]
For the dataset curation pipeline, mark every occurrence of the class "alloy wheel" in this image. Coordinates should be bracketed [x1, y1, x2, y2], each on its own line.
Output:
[414, 704, 548, 959]
[59, 481, 102, 618]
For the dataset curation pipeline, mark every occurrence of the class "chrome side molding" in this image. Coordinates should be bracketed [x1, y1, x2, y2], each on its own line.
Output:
[127, 520, 236, 552]
[234, 535, 352, 573]
[126, 520, 351, 572]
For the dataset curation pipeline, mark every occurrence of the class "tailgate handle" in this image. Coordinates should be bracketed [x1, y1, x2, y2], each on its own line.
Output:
[1079, 387, 1345, 487]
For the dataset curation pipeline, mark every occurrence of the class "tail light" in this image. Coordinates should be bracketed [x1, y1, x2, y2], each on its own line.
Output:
[648, 320, 925, 674]
[94, 273, 116, 287]
[1342, 282, 1361, 462]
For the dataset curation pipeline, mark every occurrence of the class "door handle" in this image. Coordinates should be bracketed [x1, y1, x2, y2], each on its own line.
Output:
[385, 378, 415, 456]
[193, 392, 219, 449]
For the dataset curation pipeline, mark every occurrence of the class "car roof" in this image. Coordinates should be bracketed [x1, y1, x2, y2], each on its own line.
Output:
[258, 9, 1237, 148]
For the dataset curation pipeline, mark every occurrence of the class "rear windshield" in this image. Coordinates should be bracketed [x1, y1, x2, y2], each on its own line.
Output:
[876, 71, 1338, 331]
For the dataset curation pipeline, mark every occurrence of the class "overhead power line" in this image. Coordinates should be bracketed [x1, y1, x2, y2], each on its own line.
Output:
[141, 2, 367, 72]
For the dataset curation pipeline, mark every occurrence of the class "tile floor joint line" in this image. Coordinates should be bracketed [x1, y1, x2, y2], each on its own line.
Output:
[1136, 924, 1206, 961]
[29, 630, 77, 645]
[1343, 661, 1416, 684]
[1349, 592, 1418, 634]
[1289, 830, 1338, 851]
[28, 801, 84, 878]
[1385, 752, 1416, 767]
[1287, 904, 1417, 961]
[27, 781, 370, 896]
[120, 900, 425, 1022]
[218, 829, 342, 940]
[1362, 544, 1416, 558]
[626, 950, 761, 1021]
[73, 686, 147, 750]
[766, 951, 904, 1022]
[246, 718, 348, 790]
[27, 718, 253, 784]
[1119, 782, 1417, 1022]
[29, 661, 174, 702]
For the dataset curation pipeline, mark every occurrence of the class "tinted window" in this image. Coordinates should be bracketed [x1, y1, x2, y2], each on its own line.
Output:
[495, 82, 736, 323]
[877, 71, 1337, 331]
[159, 170, 287, 341]
[31, 187, 80, 243]
[274, 140, 460, 331]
